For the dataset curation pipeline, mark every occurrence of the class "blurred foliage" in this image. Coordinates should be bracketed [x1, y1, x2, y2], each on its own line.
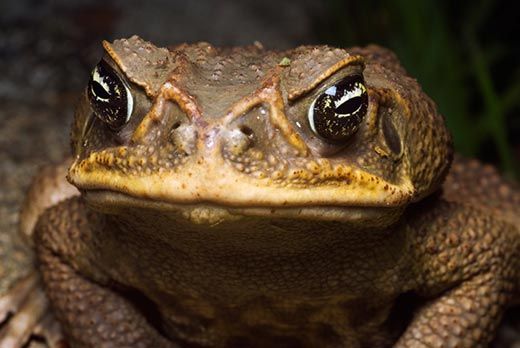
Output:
[314, 0, 519, 178]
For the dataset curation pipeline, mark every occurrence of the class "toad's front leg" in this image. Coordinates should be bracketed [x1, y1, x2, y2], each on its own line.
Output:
[35, 197, 176, 348]
[397, 201, 519, 348]
[396, 273, 511, 348]
[1, 161, 76, 348]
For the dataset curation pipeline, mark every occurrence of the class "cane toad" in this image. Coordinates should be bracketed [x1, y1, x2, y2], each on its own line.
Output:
[1, 35, 519, 347]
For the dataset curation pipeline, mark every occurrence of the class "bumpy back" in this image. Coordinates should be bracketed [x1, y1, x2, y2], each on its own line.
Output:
[443, 155, 520, 228]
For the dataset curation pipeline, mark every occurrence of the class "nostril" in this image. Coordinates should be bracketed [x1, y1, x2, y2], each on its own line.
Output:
[239, 125, 254, 139]
[172, 121, 182, 130]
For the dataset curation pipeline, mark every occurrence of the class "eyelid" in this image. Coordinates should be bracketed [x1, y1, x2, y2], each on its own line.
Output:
[288, 55, 364, 101]
[95, 57, 133, 88]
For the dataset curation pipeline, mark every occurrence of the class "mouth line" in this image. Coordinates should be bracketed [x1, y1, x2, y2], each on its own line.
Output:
[82, 189, 402, 223]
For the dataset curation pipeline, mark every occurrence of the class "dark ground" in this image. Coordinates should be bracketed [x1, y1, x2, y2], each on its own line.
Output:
[0, 1, 519, 347]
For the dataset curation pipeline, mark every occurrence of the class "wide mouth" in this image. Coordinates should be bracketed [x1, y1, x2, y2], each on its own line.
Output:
[71, 156, 413, 228]
[70, 150, 413, 203]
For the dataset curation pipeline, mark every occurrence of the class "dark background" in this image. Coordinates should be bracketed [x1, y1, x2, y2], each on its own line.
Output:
[0, 1, 519, 347]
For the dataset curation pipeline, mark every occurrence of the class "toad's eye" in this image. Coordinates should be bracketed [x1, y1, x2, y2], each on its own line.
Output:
[87, 60, 133, 130]
[308, 75, 368, 143]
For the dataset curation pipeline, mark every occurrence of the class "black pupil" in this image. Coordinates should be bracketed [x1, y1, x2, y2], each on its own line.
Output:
[311, 75, 368, 143]
[335, 95, 363, 115]
[91, 80, 111, 100]
[87, 60, 129, 129]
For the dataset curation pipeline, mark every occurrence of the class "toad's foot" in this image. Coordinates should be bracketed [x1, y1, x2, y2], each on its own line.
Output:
[0, 272, 65, 348]
[35, 197, 177, 348]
